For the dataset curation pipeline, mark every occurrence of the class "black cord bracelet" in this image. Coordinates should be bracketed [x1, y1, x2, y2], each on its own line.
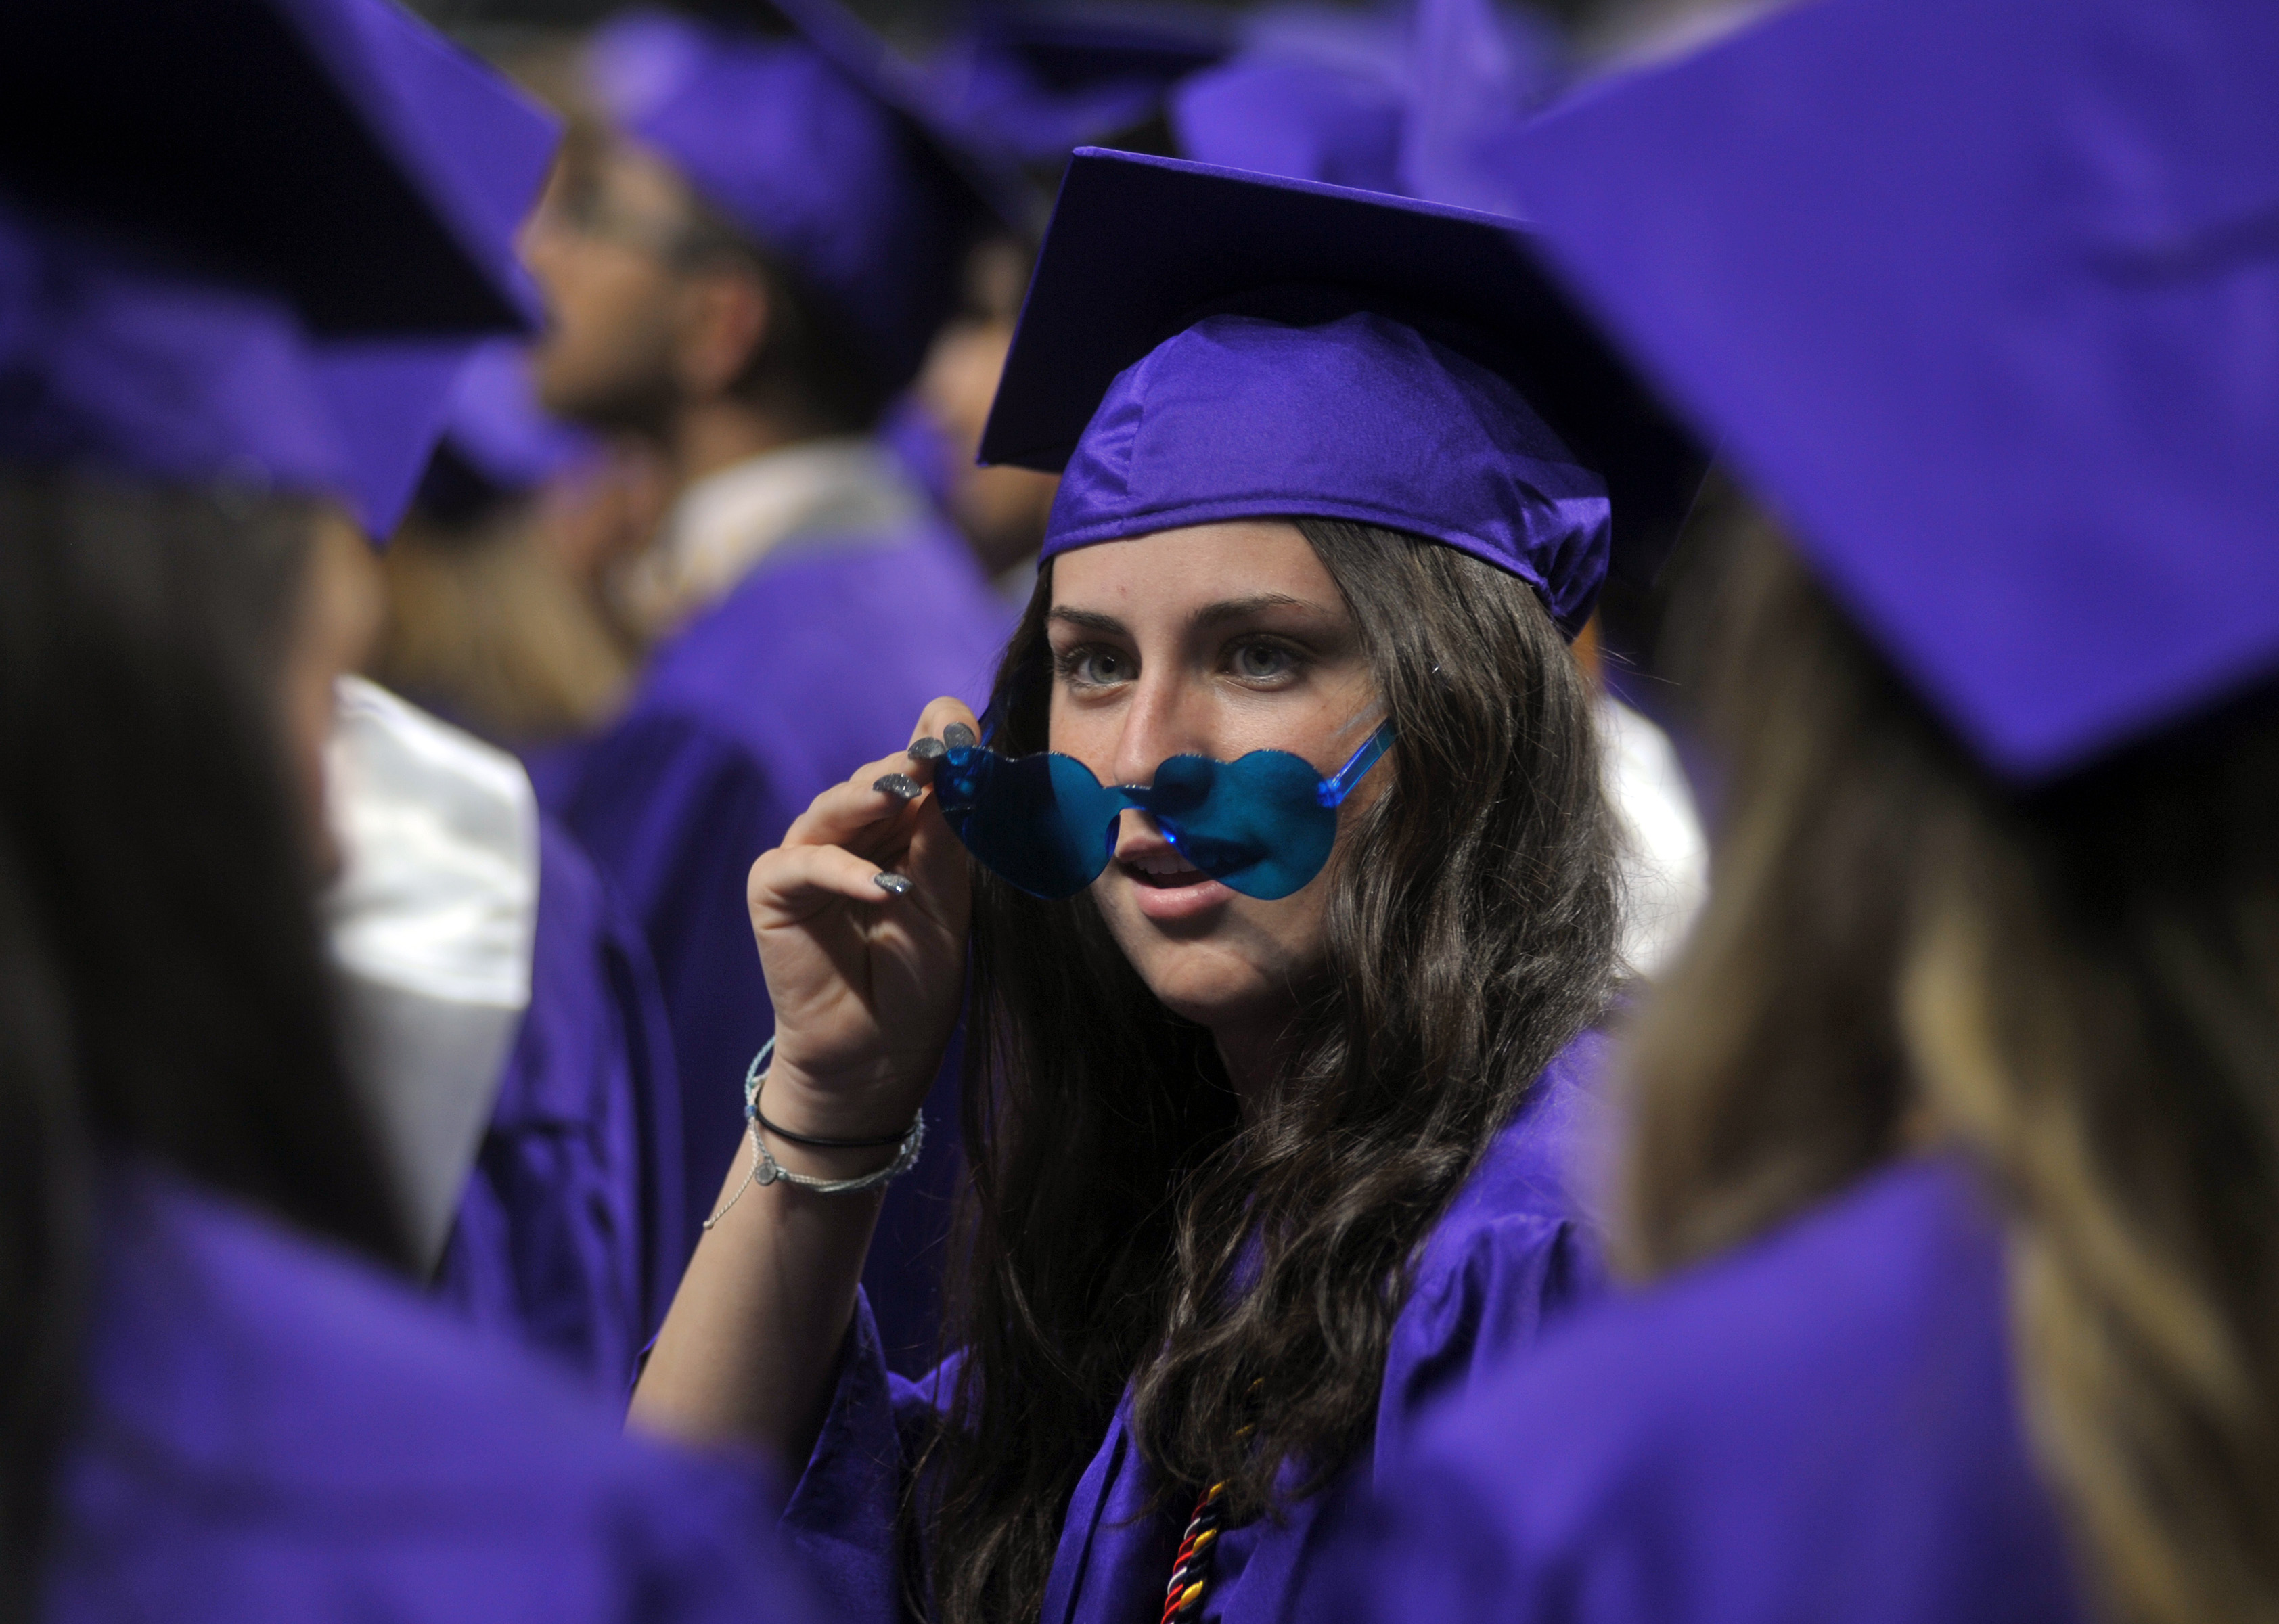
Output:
[751, 1105, 913, 1150]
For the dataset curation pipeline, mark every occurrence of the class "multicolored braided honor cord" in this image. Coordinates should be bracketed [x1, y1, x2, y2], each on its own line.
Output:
[1161, 1479, 1228, 1623]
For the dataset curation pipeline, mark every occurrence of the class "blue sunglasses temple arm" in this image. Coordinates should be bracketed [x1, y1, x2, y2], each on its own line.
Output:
[1317, 721, 1396, 808]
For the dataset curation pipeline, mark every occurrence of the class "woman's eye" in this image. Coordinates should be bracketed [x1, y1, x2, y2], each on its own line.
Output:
[1229, 641, 1299, 681]
[1056, 646, 1133, 688]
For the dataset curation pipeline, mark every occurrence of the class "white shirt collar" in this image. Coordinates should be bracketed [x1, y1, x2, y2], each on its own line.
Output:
[625, 436, 928, 635]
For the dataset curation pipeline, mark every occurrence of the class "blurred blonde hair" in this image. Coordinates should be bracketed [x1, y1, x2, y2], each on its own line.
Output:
[1623, 507, 2279, 1624]
[370, 505, 630, 746]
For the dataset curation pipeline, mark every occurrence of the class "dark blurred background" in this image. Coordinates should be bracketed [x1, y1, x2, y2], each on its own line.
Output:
[403, 0, 1749, 76]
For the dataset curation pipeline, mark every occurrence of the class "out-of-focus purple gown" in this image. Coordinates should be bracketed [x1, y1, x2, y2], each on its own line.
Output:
[537, 510, 1010, 1370]
[43, 1163, 819, 1623]
[777, 1031, 1612, 1624]
[434, 814, 685, 1389]
[1338, 1156, 2086, 1624]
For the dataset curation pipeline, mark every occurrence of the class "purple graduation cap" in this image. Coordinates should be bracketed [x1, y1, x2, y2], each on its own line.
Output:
[980, 148, 1705, 633]
[589, 2, 1018, 396]
[413, 340, 600, 523]
[3, 0, 545, 334]
[0, 0, 558, 537]
[1169, 0, 1560, 208]
[928, 2, 1232, 177]
[1169, 5, 1412, 194]
[1498, 0, 2279, 778]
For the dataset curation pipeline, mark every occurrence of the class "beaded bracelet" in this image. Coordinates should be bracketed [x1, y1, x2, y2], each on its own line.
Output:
[702, 1039, 926, 1229]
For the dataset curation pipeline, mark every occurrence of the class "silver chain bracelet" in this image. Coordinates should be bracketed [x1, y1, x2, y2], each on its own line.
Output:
[702, 1039, 926, 1230]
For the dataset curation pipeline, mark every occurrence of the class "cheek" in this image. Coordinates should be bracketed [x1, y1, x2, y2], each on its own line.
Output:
[554, 254, 650, 345]
[1045, 696, 1119, 777]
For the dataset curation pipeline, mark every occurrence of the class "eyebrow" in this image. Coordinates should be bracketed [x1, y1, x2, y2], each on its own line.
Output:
[1045, 593, 1326, 637]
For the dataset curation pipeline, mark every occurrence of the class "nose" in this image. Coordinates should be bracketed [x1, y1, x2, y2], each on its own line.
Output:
[1107, 671, 1211, 789]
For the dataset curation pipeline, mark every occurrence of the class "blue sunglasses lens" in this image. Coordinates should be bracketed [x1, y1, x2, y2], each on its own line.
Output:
[933, 723, 1391, 903]
[1127, 750, 1338, 901]
[932, 745, 1124, 900]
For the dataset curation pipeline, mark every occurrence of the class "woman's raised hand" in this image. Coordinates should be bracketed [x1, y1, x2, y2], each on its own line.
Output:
[743, 697, 978, 1149]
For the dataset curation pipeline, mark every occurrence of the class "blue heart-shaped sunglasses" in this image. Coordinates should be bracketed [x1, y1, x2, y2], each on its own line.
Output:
[930, 712, 1393, 901]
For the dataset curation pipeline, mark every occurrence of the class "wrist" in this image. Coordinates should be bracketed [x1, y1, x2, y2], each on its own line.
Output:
[754, 1130, 903, 1184]
[761, 1058, 927, 1146]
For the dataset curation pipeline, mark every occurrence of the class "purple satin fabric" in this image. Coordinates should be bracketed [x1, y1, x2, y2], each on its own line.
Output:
[44, 1163, 821, 1623]
[1042, 306, 1612, 633]
[536, 521, 1012, 1359]
[1500, 0, 2279, 778]
[778, 1028, 1615, 1624]
[432, 816, 685, 1392]
[1336, 1158, 2084, 1624]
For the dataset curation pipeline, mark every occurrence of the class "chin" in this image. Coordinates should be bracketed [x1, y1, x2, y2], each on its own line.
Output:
[1099, 891, 1310, 1035]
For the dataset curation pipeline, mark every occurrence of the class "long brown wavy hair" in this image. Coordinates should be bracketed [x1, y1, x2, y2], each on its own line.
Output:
[1624, 505, 2279, 1624]
[0, 476, 409, 1621]
[916, 516, 1621, 1623]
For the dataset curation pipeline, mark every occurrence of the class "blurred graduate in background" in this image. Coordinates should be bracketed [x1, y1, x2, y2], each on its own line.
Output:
[521, 0, 1016, 1363]
[0, 0, 832, 1613]
[369, 337, 642, 748]
[1344, 0, 2279, 1620]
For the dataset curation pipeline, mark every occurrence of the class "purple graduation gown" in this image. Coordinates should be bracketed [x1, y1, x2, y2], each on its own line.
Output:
[536, 521, 1012, 1365]
[1340, 1156, 2085, 1624]
[434, 814, 685, 1390]
[45, 1163, 822, 1623]
[780, 1029, 1614, 1624]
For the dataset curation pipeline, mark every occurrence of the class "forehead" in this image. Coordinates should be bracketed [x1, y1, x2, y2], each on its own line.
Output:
[1047, 521, 1342, 619]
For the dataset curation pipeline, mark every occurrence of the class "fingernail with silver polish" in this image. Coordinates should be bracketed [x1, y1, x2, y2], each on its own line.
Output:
[873, 872, 914, 897]
[943, 722, 977, 750]
[907, 736, 947, 762]
[873, 772, 922, 801]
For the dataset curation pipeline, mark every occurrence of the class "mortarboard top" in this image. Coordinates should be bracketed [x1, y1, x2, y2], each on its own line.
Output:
[589, 2, 1021, 395]
[981, 148, 1705, 629]
[2, 0, 556, 336]
[1501, 0, 2279, 780]
[0, 0, 559, 537]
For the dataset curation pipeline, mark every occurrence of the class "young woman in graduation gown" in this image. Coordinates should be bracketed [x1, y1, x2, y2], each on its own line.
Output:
[631, 149, 1704, 1624]
[1344, 0, 2279, 1621]
[1, 1, 826, 1617]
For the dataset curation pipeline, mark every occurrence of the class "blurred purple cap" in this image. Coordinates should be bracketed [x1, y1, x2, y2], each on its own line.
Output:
[930, 3, 1232, 175]
[589, 4, 1014, 394]
[4, 0, 557, 334]
[1169, 0, 1559, 208]
[0, 0, 560, 537]
[0, 208, 349, 498]
[1504, 0, 2279, 777]
[982, 150, 1706, 632]
[434, 340, 597, 499]
[1172, 56, 1406, 194]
